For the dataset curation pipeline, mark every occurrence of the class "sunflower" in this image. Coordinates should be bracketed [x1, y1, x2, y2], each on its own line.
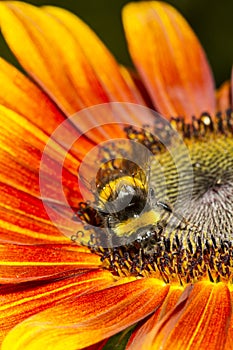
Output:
[0, 1, 232, 350]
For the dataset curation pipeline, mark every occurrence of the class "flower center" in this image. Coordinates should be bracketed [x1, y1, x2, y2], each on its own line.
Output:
[76, 109, 233, 285]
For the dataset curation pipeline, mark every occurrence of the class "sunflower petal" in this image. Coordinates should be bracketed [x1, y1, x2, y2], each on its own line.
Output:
[0, 243, 101, 283]
[0, 58, 67, 129]
[0, 102, 80, 190]
[44, 6, 146, 105]
[2, 278, 169, 350]
[123, 1, 216, 120]
[120, 66, 154, 108]
[0, 59, 96, 161]
[0, 58, 89, 151]
[0, 103, 86, 244]
[0, 2, 143, 115]
[216, 81, 231, 112]
[150, 282, 231, 350]
[126, 286, 183, 350]
[0, 182, 75, 244]
[224, 290, 233, 350]
[0, 269, 114, 344]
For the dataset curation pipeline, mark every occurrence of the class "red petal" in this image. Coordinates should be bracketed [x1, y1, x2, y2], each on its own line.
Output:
[0, 243, 100, 283]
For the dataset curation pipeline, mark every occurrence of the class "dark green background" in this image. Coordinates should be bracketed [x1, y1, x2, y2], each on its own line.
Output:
[0, 0, 232, 87]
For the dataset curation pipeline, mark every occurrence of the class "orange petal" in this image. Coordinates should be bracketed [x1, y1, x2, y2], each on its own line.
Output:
[120, 66, 154, 108]
[2, 278, 169, 350]
[0, 58, 91, 152]
[150, 281, 231, 350]
[0, 58, 67, 129]
[0, 102, 80, 190]
[0, 2, 143, 115]
[216, 81, 231, 112]
[0, 104, 86, 244]
[126, 286, 183, 350]
[0, 269, 114, 344]
[123, 2, 216, 120]
[224, 289, 233, 350]
[0, 181, 76, 245]
[44, 6, 146, 106]
[0, 59, 99, 161]
[0, 58, 96, 164]
[0, 243, 101, 283]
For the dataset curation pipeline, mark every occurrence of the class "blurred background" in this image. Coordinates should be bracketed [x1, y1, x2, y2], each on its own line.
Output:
[0, 0, 232, 87]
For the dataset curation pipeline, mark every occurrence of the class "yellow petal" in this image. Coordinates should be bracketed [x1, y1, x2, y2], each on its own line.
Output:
[123, 1, 216, 120]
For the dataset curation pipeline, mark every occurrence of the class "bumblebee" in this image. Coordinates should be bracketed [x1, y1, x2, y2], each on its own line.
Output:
[77, 155, 174, 250]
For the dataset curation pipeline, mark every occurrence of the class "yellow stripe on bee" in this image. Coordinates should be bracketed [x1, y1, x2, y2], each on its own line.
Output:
[98, 175, 145, 202]
[114, 209, 161, 237]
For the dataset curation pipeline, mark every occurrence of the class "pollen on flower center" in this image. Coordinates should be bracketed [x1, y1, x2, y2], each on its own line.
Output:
[75, 109, 233, 286]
